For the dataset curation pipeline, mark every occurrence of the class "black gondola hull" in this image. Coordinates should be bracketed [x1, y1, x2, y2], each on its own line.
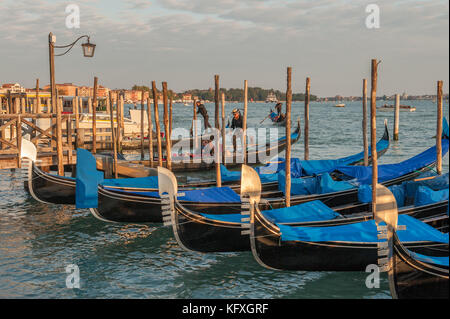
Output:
[389, 233, 449, 299]
[251, 211, 448, 271]
[26, 165, 76, 205]
[174, 205, 249, 252]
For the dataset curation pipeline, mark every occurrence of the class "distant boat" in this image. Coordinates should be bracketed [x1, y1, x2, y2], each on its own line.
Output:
[378, 104, 416, 112]
[334, 103, 345, 107]
[265, 92, 278, 103]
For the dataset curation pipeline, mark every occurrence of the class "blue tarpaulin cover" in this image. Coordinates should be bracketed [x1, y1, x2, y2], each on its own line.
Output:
[300, 138, 389, 176]
[257, 158, 304, 178]
[108, 186, 242, 203]
[403, 173, 449, 199]
[319, 173, 356, 194]
[221, 133, 389, 182]
[358, 184, 407, 207]
[277, 130, 300, 142]
[261, 200, 342, 223]
[221, 165, 279, 183]
[409, 251, 449, 267]
[336, 139, 449, 184]
[178, 187, 241, 203]
[443, 117, 449, 138]
[278, 172, 356, 196]
[277, 214, 449, 243]
[414, 186, 449, 207]
[278, 172, 318, 195]
[75, 149, 104, 209]
[358, 172, 449, 207]
[199, 200, 342, 224]
[103, 176, 158, 189]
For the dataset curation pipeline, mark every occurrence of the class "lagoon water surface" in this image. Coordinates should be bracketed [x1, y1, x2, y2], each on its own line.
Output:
[0, 100, 448, 298]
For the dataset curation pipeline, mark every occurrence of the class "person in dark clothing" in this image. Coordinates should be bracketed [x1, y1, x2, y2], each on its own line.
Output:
[196, 101, 212, 129]
[231, 108, 243, 129]
[231, 108, 243, 153]
[275, 102, 283, 116]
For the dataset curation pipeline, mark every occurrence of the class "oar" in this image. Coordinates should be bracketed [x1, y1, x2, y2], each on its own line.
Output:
[260, 113, 271, 124]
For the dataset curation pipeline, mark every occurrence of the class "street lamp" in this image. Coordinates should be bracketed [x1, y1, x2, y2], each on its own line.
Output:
[81, 39, 96, 58]
[48, 32, 96, 175]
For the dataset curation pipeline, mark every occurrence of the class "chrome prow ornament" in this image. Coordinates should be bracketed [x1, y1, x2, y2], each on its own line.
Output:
[373, 183, 406, 299]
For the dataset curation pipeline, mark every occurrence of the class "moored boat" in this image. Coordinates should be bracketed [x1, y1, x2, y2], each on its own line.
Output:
[245, 168, 449, 271]
[162, 163, 448, 253]
[375, 197, 449, 299]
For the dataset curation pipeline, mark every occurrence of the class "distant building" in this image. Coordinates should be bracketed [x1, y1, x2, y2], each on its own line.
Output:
[182, 94, 193, 103]
[1, 83, 26, 93]
[97, 85, 110, 98]
[78, 86, 92, 97]
[42, 83, 78, 96]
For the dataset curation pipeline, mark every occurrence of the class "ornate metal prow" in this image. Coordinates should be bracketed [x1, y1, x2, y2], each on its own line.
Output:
[240, 164, 262, 235]
[373, 183, 406, 299]
[158, 166, 178, 227]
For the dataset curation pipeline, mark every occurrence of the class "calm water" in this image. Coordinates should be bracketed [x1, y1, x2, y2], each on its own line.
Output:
[0, 100, 448, 299]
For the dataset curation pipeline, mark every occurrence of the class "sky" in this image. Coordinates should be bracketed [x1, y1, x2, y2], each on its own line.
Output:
[0, 0, 448, 97]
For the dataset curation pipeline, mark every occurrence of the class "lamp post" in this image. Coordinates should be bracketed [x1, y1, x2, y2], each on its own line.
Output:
[48, 32, 96, 175]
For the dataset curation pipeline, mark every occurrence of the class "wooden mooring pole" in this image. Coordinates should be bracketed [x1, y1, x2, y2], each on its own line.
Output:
[74, 89, 80, 148]
[243, 80, 248, 164]
[370, 59, 379, 215]
[109, 91, 118, 178]
[92, 77, 98, 154]
[304, 77, 310, 160]
[221, 92, 226, 164]
[285, 67, 292, 207]
[193, 98, 198, 152]
[147, 97, 154, 168]
[169, 96, 173, 141]
[140, 90, 145, 160]
[56, 95, 63, 175]
[162, 82, 172, 171]
[436, 80, 443, 175]
[362, 79, 369, 166]
[66, 99, 73, 165]
[394, 94, 400, 141]
[152, 81, 163, 167]
[214, 75, 221, 186]
[118, 94, 124, 153]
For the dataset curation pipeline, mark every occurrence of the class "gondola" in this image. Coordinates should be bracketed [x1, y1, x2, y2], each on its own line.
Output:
[375, 199, 449, 299]
[19, 121, 389, 206]
[161, 163, 449, 253]
[245, 167, 449, 271]
[220, 121, 390, 183]
[85, 133, 445, 223]
[19, 140, 275, 206]
[268, 110, 286, 126]
[147, 119, 301, 172]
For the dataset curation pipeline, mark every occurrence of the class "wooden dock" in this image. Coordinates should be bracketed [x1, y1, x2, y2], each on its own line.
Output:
[0, 91, 167, 172]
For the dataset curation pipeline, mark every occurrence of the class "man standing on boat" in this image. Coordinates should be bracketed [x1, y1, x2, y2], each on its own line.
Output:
[275, 102, 283, 116]
[231, 108, 243, 154]
[196, 101, 212, 130]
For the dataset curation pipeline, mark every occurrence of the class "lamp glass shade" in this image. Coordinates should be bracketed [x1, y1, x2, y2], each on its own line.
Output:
[82, 42, 96, 57]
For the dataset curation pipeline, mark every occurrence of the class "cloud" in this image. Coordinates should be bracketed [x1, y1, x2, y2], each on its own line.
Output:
[127, 0, 151, 10]
[0, 0, 447, 95]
